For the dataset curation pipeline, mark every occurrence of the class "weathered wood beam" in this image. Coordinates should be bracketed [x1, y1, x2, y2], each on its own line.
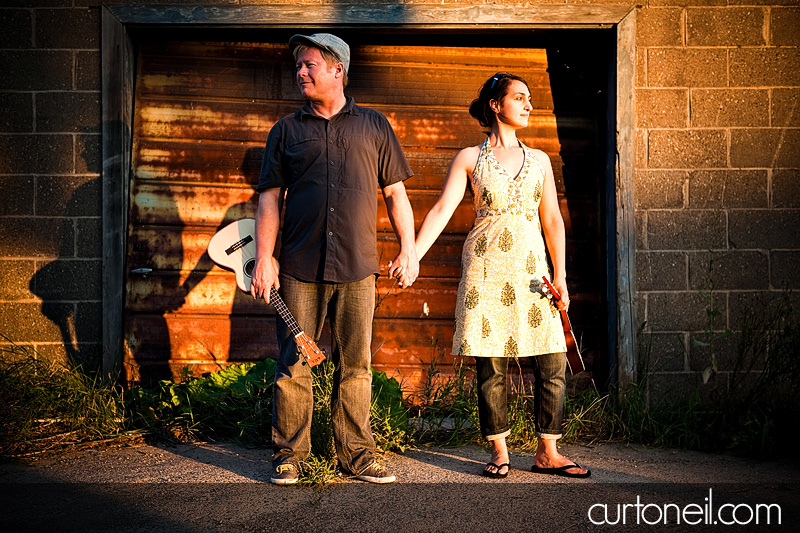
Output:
[109, 4, 634, 28]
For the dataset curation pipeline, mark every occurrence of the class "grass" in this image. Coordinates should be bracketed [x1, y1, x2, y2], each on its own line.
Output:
[3, 288, 797, 475]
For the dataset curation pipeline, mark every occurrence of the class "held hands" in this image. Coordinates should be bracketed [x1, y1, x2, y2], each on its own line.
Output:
[250, 256, 280, 304]
[388, 249, 419, 289]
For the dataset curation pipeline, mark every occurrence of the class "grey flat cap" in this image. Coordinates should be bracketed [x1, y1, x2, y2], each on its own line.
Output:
[289, 33, 351, 73]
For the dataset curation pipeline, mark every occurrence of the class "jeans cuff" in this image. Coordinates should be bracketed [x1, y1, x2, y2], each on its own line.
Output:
[485, 429, 511, 441]
[535, 431, 563, 440]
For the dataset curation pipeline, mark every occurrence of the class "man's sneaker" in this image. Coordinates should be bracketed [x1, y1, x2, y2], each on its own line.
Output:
[270, 460, 300, 485]
[356, 462, 396, 484]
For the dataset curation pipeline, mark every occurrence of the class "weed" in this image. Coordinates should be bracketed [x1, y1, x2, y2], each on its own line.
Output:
[0, 336, 135, 456]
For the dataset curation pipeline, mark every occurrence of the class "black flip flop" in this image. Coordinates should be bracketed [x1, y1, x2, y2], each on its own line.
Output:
[530, 462, 591, 478]
[482, 462, 510, 479]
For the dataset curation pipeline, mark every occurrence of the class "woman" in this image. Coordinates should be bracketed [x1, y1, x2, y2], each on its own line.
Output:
[413, 73, 590, 479]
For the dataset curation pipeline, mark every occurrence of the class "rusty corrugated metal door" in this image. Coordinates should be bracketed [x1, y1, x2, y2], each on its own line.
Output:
[125, 39, 606, 390]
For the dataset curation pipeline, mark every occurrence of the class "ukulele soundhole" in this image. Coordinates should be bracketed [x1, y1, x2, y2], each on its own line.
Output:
[244, 259, 255, 279]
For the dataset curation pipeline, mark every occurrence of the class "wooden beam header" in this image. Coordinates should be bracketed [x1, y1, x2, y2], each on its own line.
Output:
[108, 3, 635, 29]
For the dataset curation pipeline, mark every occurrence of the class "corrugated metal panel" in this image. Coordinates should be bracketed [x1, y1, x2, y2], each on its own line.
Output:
[125, 39, 606, 390]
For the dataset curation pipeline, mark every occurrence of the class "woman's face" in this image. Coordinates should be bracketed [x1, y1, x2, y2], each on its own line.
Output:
[492, 80, 532, 129]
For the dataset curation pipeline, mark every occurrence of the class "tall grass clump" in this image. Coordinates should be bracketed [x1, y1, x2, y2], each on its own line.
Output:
[0, 337, 132, 457]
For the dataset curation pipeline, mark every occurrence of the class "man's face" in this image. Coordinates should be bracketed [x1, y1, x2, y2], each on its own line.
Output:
[295, 47, 341, 102]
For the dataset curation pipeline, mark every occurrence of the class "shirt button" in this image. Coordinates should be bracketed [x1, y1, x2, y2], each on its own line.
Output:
[328, 231, 333, 236]
[330, 184, 335, 188]
[329, 207, 334, 212]
[330, 161, 335, 166]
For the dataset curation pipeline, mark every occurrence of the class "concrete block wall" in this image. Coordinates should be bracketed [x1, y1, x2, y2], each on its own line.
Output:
[0, 2, 798, 400]
[0, 1, 104, 367]
[634, 4, 800, 402]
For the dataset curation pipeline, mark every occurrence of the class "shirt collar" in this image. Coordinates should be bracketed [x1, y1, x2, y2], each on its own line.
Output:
[297, 96, 358, 120]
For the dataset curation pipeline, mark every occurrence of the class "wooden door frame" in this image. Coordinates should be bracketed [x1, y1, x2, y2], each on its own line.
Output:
[101, 3, 637, 385]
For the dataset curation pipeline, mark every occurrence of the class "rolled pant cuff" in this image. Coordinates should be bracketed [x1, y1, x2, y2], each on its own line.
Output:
[485, 429, 511, 441]
[536, 431, 563, 440]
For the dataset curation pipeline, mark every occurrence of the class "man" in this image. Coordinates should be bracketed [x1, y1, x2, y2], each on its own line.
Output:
[250, 33, 418, 485]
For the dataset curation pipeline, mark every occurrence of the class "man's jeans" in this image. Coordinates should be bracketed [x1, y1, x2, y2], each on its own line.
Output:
[475, 352, 567, 440]
[271, 274, 376, 475]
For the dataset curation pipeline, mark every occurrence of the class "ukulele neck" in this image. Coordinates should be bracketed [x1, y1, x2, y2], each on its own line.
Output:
[269, 287, 303, 337]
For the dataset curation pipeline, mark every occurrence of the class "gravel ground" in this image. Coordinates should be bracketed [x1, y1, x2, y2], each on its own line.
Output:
[2, 441, 798, 531]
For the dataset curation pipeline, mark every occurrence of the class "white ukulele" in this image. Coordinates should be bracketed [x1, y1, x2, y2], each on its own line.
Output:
[207, 218, 325, 367]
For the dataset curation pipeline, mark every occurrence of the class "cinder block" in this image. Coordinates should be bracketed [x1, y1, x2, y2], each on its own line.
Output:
[0, 176, 34, 216]
[76, 301, 102, 343]
[687, 7, 766, 46]
[76, 217, 102, 259]
[76, 51, 100, 92]
[688, 251, 769, 290]
[77, 133, 100, 173]
[0, 9, 32, 48]
[636, 251, 687, 290]
[0, 134, 73, 174]
[688, 170, 768, 209]
[690, 89, 769, 128]
[729, 209, 800, 249]
[730, 128, 800, 168]
[0, 217, 68, 258]
[36, 92, 100, 133]
[648, 129, 727, 169]
[771, 88, 800, 128]
[0, 260, 36, 300]
[0, 93, 33, 132]
[0, 302, 64, 343]
[635, 170, 686, 209]
[635, 209, 646, 250]
[35, 175, 100, 217]
[688, 330, 742, 373]
[636, 7, 683, 47]
[641, 332, 687, 372]
[730, 48, 800, 87]
[29, 259, 101, 300]
[647, 290, 725, 331]
[771, 7, 800, 46]
[647, 210, 727, 250]
[637, 89, 688, 128]
[0, 51, 72, 91]
[771, 251, 800, 289]
[647, 48, 727, 88]
[772, 169, 800, 208]
[35, 8, 99, 49]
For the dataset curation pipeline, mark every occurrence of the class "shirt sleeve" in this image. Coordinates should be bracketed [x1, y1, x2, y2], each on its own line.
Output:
[376, 113, 413, 189]
[257, 119, 286, 192]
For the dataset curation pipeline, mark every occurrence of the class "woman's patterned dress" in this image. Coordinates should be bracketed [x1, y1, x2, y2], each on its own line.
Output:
[452, 138, 566, 358]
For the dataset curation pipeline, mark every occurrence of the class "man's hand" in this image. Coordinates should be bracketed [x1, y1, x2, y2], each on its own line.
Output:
[250, 256, 280, 304]
[388, 248, 419, 289]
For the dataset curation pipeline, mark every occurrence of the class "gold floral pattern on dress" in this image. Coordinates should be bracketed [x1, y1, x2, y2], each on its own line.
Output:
[481, 187, 493, 208]
[526, 251, 536, 274]
[500, 282, 515, 306]
[465, 286, 479, 309]
[528, 303, 543, 328]
[533, 181, 542, 201]
[452, 139, 566, 359]
[504, 336, 518, 358]
[499, 228, 513, 252]
[474, 234, 487, 257]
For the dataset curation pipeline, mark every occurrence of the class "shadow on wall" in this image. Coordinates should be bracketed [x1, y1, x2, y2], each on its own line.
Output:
[28, 126, 102, 371]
